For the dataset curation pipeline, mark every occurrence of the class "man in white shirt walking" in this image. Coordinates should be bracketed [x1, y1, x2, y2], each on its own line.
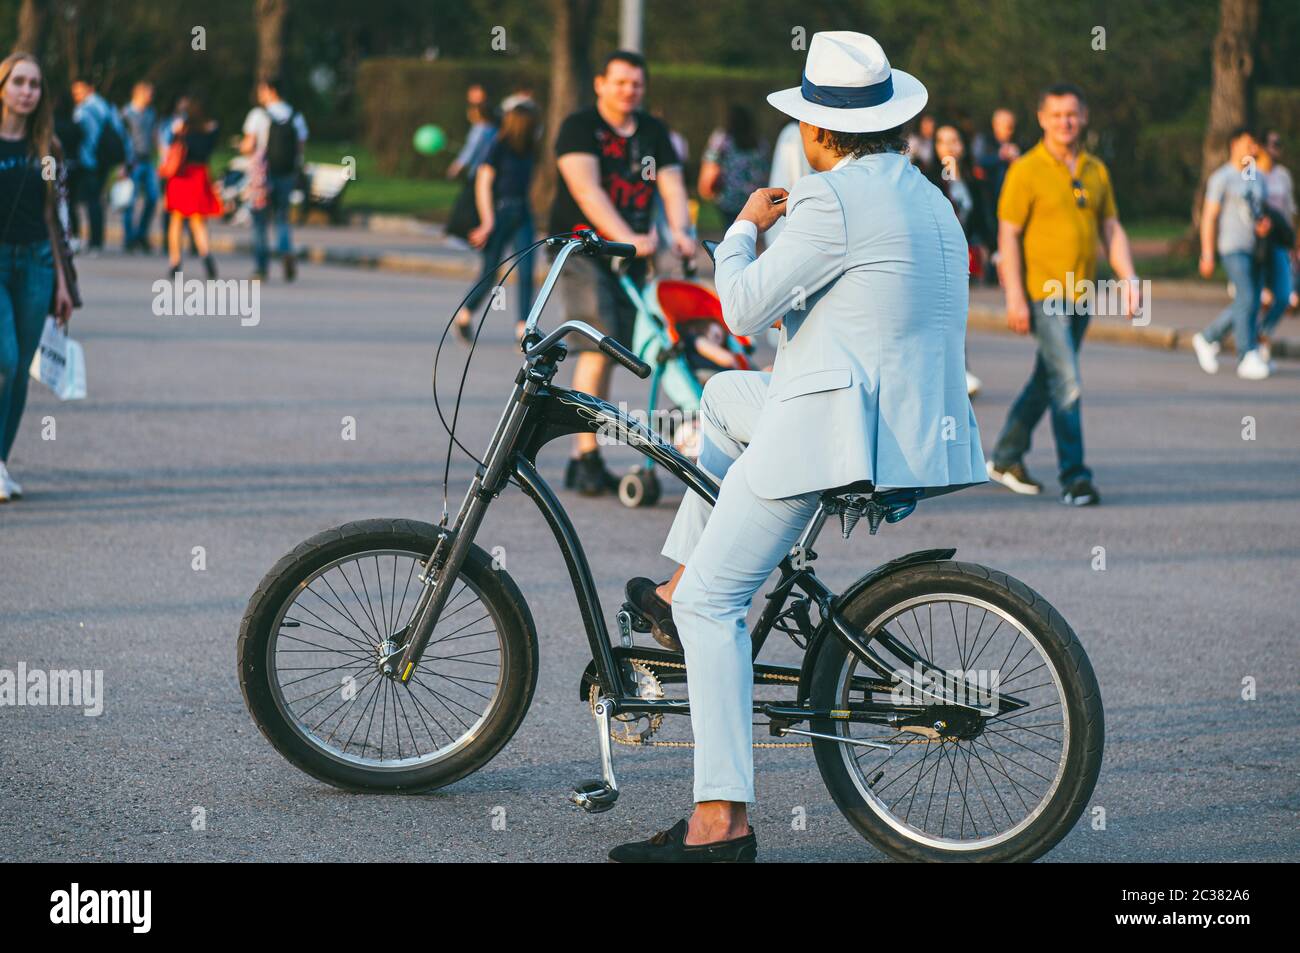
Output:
[241, 76, 308, 281]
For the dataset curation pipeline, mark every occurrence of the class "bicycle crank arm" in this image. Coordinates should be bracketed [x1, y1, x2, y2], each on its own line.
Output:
[569, 696, 620, 813]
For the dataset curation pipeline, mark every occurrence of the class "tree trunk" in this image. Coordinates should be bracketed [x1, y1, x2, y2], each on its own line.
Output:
[13, 0, 50, 57]
[1187, 0, 1260, 241]
[533, 0, 598, 221]
[254, 0, 290, 86]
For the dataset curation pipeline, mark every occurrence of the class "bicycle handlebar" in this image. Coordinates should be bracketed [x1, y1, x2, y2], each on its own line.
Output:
[599, 335, 651, 379]
[526, 319, 652, 379]
[573, 228, 635, 260]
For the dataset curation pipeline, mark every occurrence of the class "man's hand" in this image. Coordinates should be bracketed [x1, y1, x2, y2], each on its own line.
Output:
[468, 217, 493, 249]
[1199, 253, 1215, 279]
[1122, 276, 1142, 319]
[1007, 297, 1031, 335]
[737, 188, 789, 233]
[671, 229, 695, 260]
[631, 231, 658, 258]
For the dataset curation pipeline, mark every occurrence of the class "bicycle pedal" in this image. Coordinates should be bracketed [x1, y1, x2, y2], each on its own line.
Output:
[569, 779, 619, 813]
[619, 602, 652, 632]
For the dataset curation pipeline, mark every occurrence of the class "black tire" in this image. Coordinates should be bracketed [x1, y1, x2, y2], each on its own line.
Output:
[810, 560, 1103, 862]
[238, 519, 538, 793]
[618, 469, 661, 508]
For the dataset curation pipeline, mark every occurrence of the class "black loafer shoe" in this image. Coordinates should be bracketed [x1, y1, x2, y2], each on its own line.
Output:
[625, 577, 681, 652]
[609, 819, 756, 863]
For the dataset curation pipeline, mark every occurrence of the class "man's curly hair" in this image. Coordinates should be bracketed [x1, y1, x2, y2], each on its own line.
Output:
[815, 123, 908, 158]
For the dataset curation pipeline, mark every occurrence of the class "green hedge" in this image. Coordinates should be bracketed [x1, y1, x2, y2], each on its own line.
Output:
[357, 57, 1300, 221]
[357, 57, 794, 181]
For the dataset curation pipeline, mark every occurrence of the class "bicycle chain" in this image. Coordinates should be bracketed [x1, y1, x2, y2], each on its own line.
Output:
[588, 656, 812, 748]
[588, 657, 953, 748]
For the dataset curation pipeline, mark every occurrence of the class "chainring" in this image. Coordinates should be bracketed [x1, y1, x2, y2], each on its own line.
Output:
[587, 660, 665, 745]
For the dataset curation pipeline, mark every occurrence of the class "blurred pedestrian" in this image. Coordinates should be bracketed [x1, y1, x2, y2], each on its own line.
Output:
[987, 84, 1140, 506]
[1256, 129, 1296, 363]
[0, 53, 80, 503]
[932, 123, 989, 397]
[164, 94, 221, 278]
[1193, 127, 1271, 379]
[698, 105, 770, 231]
[973, 108, 1020, 206]
[71, 79, 124, 255]
[446, 99, 495, 181]
[907, 113, 937, 178]
[119, 81, 159, 253]
[454, 103, 539, 343]
[549, 50, 693, 495]
[241, 76, 308, 281]
[973, 108, 1020, 283]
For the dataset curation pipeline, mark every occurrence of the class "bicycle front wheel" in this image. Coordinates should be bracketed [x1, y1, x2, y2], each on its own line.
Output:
[238, 519, 538, 792]
[810, 560, 1103, 862]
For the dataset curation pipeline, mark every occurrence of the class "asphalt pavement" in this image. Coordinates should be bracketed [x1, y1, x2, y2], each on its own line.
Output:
[1, 251, 1297, 862]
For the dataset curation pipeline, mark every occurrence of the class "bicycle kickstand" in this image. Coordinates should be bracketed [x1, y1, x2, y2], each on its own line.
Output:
[568, 696, 620, 813]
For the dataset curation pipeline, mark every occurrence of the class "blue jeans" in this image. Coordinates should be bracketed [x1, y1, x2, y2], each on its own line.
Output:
[74, 166, 105, 250]
[1201, 251, 1260, 357]
[252, 173, 295, 273]
[992, 300, 1092, 488]
[122, 164, 160, 249]
[0, 241, 56, 462]
[1260, 244, 1293, 340]
[462, 198, 535, 324]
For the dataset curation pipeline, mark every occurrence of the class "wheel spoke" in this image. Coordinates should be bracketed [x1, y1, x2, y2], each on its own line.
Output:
[834, 591, 1072, 851]
[268, 547, 507, 770]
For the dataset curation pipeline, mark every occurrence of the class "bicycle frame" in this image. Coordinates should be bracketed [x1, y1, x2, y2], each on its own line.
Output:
[394, 237, 1016, 734]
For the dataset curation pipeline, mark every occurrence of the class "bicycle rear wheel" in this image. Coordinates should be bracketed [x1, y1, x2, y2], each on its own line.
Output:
[810, 560, 1103, 862]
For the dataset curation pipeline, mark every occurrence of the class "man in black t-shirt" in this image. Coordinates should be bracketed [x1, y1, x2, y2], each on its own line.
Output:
[550, 50, 694, 496]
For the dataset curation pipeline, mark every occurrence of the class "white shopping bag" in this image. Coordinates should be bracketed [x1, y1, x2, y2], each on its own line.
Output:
[28, 316, 87, 401]
[109, 176, 135, 211]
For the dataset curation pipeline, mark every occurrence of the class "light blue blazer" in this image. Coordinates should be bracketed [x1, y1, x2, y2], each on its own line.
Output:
[713, 151, 987, 500]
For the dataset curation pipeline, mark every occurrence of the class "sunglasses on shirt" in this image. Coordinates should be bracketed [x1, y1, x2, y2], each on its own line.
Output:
[1071, 178, 1088, 209]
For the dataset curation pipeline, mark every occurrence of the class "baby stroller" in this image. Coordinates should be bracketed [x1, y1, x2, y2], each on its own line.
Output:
[613, 261, 756, 507]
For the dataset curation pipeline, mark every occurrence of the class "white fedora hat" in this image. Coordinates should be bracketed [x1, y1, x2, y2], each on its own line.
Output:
[766, 31, 927, 133]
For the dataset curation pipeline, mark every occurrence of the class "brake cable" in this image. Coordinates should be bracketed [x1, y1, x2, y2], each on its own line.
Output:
[431, 232, 579, 526]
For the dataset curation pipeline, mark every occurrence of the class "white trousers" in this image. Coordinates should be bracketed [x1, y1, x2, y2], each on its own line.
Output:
[660, 370, 822, 803]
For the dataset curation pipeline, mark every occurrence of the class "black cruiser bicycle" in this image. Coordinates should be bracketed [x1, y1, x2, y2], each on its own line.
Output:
[238, 230, 1104, 862]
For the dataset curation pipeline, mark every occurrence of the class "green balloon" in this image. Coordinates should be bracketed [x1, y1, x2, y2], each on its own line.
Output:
[413, 124, 446, 156]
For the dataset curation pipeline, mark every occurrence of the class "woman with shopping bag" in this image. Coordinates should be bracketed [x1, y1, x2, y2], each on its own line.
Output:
[0, 52, 81, 503]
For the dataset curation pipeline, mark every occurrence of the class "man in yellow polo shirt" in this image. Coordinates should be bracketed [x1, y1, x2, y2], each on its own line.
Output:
[987, 83, 1140, 506]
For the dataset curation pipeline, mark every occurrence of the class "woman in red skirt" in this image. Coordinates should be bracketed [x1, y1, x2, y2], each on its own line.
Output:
[162, 95, 221, 278]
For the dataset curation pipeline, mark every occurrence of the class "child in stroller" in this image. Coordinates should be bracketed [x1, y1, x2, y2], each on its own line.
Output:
[613, 269, 756, 507]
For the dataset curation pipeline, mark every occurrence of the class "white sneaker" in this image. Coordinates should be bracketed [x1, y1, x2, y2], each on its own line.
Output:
[1192, 332, 1220, 374]
[1237, 349, 1271, 380]
[966, 371, 982, 398]
[0, 462, 16, 501]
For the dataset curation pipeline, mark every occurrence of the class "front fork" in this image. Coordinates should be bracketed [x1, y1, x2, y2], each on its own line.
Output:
[395, 373, 535, 683]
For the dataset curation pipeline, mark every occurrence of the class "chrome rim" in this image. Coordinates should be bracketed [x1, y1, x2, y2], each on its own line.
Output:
[836, 593, 1069, 851]
[267, 548, 505, 771]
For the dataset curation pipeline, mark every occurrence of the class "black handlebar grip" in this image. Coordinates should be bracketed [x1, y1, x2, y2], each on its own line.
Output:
[600, 240, 637, 258]
[599, 336, 651, 379]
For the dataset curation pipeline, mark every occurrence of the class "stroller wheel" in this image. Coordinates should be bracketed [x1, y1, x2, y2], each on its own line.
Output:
[618, 468, 661, 508]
